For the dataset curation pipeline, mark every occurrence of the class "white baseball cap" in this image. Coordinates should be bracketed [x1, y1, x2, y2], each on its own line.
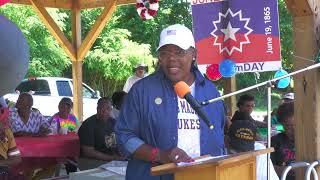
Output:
[282, 93, 294, 100]
[135, 63, 147, 68]
[157, 24, 195, 51]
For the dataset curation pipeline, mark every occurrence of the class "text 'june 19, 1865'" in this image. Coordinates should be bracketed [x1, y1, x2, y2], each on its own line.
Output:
[264, 6, 274, 54]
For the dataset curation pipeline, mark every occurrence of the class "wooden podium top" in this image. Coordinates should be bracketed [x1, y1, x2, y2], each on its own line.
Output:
[151, 148, 273, 176]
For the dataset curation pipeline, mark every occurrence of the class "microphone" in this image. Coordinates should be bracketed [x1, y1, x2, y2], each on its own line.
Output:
[174, 81, 214, 130]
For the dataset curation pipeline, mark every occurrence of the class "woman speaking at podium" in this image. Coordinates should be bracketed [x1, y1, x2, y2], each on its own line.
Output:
[115, 24, 226, 180]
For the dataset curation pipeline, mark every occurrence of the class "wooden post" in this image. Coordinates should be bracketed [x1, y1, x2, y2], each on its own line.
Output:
[71, 0, 83, 122]
[223, 77, 237, 116]
[292, 14, 320, 179]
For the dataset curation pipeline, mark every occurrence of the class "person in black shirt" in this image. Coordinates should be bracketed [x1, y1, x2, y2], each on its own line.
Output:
[78, 97, 125, 170]
[271, 102, 295, 180]
[231, 94, 267, 128]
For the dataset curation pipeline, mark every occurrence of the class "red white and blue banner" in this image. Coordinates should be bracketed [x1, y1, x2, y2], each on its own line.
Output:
[192, 0, 281, 73]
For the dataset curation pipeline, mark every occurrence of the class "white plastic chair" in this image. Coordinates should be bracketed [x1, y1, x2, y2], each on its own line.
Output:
[280, 161, 318, 180]
[305, 160, 320, 180]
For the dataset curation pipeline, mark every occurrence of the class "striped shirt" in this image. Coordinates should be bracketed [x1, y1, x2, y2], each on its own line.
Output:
[8, 109, 50, 134]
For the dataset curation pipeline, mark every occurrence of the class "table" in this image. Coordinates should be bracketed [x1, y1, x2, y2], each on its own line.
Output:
[70, 161, 127, 180]
[15, 133, 80, 158]
[12, 133, 80, 172]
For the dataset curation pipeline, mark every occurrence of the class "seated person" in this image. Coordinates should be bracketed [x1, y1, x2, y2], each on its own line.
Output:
[110, 91, 127, 119]
[50, 97, 78, 174]
[50, 97, 79, 134]
[271, 102, 295, 180]
[227, 120, 279, 180]
[8, 93, 54, 179]
[0, 107, 21, 178]
[8, 93, 51, 137]
[78, 97, 125, 170]
[231, 94, 267, 128]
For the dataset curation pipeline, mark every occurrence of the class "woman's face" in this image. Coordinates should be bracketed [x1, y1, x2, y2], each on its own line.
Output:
[283, 116, 295, 140]
[135, 67, 146, 78]
[158, 45, 195, 85]
[239, 100, 255, 115]
[58, 102, 72, 115]
[16, 93, 33, 113]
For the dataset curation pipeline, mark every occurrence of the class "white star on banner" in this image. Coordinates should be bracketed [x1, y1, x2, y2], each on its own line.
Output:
[211, 9, 253, 55]
[220, 22, 240, 42]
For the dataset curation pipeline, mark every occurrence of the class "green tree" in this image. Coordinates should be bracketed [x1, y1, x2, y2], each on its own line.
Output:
[0, 5, 70, 77]
[60, 8, 156, 97]
[111, 0, 192, 55]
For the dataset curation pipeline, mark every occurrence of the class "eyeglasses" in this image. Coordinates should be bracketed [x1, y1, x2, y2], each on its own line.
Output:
[245, 104, 255, 108]
[158, 49, 190, 59]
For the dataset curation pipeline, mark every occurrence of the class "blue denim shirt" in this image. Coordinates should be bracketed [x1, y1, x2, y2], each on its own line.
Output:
[115, 67, 225, 180]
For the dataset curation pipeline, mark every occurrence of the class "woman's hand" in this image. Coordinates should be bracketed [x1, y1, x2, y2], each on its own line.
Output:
[159, 147, 194, 164]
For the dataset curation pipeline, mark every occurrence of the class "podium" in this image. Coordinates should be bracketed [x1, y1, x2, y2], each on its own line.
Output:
[151, 148, 273, 180]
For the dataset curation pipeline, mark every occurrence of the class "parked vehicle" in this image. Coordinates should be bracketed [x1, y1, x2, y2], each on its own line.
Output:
[4, 77, 100, 120]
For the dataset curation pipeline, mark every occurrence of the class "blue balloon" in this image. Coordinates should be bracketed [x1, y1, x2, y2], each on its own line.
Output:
[219, 59, 237, 78]
[274, 69, 291, 88]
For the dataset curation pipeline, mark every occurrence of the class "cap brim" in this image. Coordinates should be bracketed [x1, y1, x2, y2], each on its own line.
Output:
[157, 38, 191, 51]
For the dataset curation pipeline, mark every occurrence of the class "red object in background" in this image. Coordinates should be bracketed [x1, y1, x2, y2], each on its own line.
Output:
[15, 133, 79, 157]
[12, 133, 80, 173]
[0, 0, 10, 6]
[206, 64, 222, 81]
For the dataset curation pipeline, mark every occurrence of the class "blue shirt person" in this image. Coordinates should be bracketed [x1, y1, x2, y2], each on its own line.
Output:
[115, 24, 225, 180]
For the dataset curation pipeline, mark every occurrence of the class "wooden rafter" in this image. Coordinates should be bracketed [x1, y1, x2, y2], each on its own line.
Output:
[29, 0, 76, 61]
[80, 0, 135, 9]
[77, 1, 116, 60]
[11, 0, 135, 9]
[284, 0, 313, 16]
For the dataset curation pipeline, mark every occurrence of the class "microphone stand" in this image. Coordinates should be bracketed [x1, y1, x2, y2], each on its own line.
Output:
[202, 62, 320, 106]
[201, 62, 320, 180]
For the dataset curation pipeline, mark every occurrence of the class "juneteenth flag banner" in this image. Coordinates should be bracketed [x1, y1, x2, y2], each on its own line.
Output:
[191, 0, 281, 73]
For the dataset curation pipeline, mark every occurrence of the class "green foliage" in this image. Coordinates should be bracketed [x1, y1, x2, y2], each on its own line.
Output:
[58, 8, 157, 97]
[278, 0, 293, 70]
[112, 0, 192, 55]
[82, 28, 156, 96]
[0, 5, 70, 77]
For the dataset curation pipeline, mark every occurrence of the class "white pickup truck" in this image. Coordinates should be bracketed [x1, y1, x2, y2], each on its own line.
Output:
[4, 77, 100, 120]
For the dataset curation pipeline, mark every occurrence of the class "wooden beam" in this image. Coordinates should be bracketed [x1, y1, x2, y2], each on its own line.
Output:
[11, 0, 72, 9]
[72, 61, 84, 121]
[29, 0, 76, 61]
[77, 1, 116, 60]
[11, 0, 135, 9]
[284, 0, 313, 16]
[80, 0, 136, 9]
[71, 0, 84, 121]
[292, 15, 320, 180]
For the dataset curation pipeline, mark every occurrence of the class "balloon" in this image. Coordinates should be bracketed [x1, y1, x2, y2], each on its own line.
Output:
[0, 15, 29, 96]
[274, 69, 290, 88]
[219, 59, 237, 78]
[0, 0, 10, 6]
[206, 64, 222, 81]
